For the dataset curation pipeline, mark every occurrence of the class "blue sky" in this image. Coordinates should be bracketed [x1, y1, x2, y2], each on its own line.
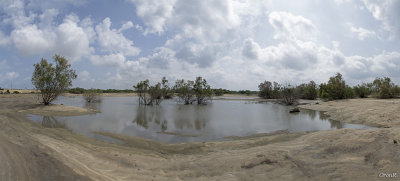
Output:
[0, 0, 399, 90]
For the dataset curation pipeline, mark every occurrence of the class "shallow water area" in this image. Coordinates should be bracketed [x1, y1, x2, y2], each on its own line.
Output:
[28, 96, 371, 143]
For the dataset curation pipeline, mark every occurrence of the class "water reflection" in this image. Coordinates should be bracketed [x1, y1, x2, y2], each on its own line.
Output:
[84, 101, 102, 111]
[172, 105, 209, 131]
[27, 96, 372, 143]
[41, 116, 65, 128]
[300, 109, 343, 129]
[133, 106, 168, 131]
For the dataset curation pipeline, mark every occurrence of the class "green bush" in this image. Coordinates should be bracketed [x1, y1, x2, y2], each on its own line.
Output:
[258, 81, 280, 99]
[371, 77, 399, 98]
[5, 90, 10, 94]
[68, 87, 86, 94]
[297, 81, 318, 100]
[13, 91, 20, 94]
[319, 73, 352, 100]
[354, 83, 371, 98]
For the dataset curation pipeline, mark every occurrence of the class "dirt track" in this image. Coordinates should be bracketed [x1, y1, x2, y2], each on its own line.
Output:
[1, 94, 400, 180]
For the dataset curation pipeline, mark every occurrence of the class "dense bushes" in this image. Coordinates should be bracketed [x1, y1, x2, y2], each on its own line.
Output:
[258, 81, 281, 99]
[353, 83, 371, 98]
[297, 81, 318, 100]
[69, 87, 86, 94]
[318, 73, 354, 100]
[371, 77, 400, 98]
[212, 88, 230, 96]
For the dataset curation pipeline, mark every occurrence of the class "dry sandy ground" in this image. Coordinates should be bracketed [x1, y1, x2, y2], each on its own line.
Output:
[1, 94, 400, 180]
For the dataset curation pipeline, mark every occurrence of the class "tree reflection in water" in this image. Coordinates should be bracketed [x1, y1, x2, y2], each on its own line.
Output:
[300, 109, 343, 129]
[133, 104, 210, 132]
[173, 104, 209, 131]
[133, 106, 168, 131]
[84, 101, 102, 111]
[41, 116, 66, 128]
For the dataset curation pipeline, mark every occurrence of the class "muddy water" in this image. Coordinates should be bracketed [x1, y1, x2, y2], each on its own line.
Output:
[28, 96, 371, 143]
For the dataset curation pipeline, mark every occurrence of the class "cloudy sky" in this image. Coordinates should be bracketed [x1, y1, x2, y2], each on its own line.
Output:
[0, 0, 399, 90]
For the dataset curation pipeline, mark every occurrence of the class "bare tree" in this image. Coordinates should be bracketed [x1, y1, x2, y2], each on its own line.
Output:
[83, 89, 102, 103]
[280, 84, 299, 105]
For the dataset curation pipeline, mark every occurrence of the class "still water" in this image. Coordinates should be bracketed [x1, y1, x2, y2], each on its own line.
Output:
[28, 96, 370, 143]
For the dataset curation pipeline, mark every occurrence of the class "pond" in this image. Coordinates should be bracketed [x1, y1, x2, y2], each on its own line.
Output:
[28, 96, 371, 143]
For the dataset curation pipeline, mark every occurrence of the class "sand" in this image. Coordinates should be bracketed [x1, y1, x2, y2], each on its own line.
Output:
[1, 94, 400, 180]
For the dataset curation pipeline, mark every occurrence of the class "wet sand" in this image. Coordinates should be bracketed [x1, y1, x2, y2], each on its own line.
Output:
[1, 94, 400, 180]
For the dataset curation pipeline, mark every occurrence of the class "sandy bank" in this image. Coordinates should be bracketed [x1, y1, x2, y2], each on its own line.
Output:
[1, 95, 400, 180]
[299, 98, 400, 128]
[18, 104, 100, 116]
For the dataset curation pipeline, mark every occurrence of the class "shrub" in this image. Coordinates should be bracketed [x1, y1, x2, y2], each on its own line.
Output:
[319, 73, 352, 100]
[13, 91, 20, 94]
[354, 83, 371, 98]
[83, 89, 102, 103]
[174, 79, 195, 105]
[69, 87, 86, 94]
[134, 77, 170, 105]
[193, 76, 213, 104]
[5, 90, 10, 94]
[258, 81, 280, 99]
[31, 55, 77, 105]
[297, 81, 318, 100]
[280, 84, 299, 105]
[371, 77, 399, 98]
[214, 88, 224, 96]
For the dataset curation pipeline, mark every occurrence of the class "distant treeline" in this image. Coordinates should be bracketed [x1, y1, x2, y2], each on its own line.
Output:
[257, 73, 400, 105]
[68, 87, 257, 95]
[68, 88, 134, 94]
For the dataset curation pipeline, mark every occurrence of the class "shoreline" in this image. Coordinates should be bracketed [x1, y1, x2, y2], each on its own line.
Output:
[1, 94, 400, 180]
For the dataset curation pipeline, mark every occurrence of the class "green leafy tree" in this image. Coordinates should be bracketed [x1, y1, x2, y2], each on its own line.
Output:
[354, 83, 371, 98]
[258, 81, 280, 99]
[193, 76, 213, 104]
[319, 73, 352, 100]
[298, 81, 318, 100]
[372, 77, 400, 98]
[32, 55, 77, 105]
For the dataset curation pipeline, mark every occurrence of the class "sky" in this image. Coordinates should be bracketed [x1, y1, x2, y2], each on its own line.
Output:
[0, 0, 399, 90]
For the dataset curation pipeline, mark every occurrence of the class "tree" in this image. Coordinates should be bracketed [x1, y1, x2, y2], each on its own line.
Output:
[193, 76, 213, 104]
[297, 81, 318, 100]
[258, 81, 280, 99]
[174, 79, 195, 105]
[83, 88, 102, 103]
[134, 77, 170, 106]
[134, 80, 151, 105]
[354, 83, 371, 98]
[372, 77, 400, 98]
[258, 81, 272, 98]
[280, 84, 299, 105]
[32, 55, 77, 105]
[303, 81, 318, 100]
[319, 73, 352, 100]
